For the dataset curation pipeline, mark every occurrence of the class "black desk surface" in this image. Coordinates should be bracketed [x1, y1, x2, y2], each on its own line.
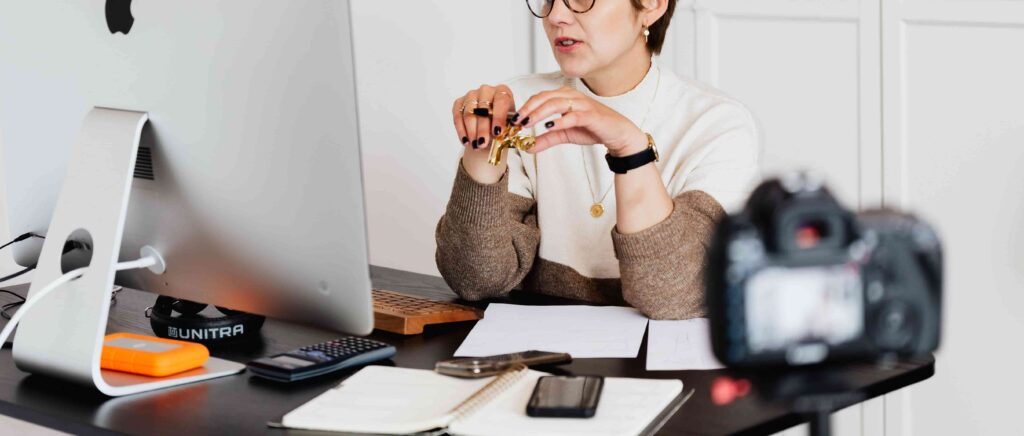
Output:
[0, 265, 934, 436]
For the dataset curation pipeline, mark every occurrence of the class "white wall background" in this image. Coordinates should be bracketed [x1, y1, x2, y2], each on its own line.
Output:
[353, 1, 1024, 435]
[0, 129, 13, 277]
[350, 1, 533, 277]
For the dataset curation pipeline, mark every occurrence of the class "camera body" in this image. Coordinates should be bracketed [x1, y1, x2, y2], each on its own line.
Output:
[706, 174, 942, 367]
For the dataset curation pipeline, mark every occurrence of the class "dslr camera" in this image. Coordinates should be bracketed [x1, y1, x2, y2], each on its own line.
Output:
[706, 174, 942, 367]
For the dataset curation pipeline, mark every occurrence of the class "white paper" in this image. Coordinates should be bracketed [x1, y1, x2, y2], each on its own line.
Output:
[452, 370, 683, 436]
[454, 304, 649, 358]
[646, 318, 725, 370]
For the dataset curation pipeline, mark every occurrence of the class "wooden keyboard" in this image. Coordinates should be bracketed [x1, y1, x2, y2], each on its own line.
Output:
[372, 289, 482, 335]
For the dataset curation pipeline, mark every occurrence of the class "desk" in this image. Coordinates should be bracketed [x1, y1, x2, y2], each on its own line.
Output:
[0, 265, 933, 436]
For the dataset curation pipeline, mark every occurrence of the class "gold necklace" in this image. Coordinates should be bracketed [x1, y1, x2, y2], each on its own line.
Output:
[579, 61, 662, 218]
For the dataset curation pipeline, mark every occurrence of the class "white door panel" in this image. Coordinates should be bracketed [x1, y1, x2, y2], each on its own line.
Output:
[882, 1, 1024, 435]
[694, 0, 882, 210]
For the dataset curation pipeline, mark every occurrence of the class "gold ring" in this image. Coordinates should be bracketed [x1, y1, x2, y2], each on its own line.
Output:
[566, 98, 574, 113]
[469, 99, 478, 107]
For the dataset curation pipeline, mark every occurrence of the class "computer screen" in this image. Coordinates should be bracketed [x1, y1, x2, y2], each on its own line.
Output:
[0, 0, 373, 335]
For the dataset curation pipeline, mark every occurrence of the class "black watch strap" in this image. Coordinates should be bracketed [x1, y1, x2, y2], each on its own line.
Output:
[605, 133, 659, 174]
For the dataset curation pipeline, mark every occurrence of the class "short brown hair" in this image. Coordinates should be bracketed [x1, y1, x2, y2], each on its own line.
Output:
[631, 0, 677, 55]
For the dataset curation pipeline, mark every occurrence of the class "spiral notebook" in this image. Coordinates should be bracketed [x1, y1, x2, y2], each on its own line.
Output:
[275, 365, 688, 436]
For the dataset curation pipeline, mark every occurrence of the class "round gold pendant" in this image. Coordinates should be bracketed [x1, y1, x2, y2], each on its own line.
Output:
[589, 203, 604, 218]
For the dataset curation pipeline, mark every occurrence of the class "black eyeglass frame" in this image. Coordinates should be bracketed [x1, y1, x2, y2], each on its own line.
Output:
[525, 0, 597, 18]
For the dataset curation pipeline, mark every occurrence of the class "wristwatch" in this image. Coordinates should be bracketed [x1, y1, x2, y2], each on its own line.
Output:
[605, 133, 659, 174]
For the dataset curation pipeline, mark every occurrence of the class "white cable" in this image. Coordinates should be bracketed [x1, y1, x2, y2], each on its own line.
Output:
[113, 256, 157, 272]
[0, 255, 158, 347]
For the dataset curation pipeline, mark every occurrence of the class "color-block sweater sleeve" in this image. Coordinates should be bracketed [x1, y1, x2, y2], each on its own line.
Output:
[435, 159, 540, 301]
[611, 99, 759, 320]
[611, 191, 725, 320]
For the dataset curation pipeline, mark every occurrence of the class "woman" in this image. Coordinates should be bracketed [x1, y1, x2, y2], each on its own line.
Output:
[435, 0, 759, 319]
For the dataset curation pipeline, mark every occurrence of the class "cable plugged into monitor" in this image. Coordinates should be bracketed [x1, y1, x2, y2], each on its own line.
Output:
[140, 245, 166, 275]
[0, 233, 43, 252]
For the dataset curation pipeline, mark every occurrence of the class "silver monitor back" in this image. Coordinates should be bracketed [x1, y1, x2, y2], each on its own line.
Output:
[0, 0, 374, 335]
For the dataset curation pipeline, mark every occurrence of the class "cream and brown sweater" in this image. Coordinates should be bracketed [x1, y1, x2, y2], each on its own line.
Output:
[436, 60, 760, 320]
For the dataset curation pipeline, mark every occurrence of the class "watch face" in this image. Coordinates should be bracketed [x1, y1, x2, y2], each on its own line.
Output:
[645, 133, 659, 162]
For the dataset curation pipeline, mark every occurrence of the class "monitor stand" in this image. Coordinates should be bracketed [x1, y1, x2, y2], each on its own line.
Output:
[11, 107, 245, 396]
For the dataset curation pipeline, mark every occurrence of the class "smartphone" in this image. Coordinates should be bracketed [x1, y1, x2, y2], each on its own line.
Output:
[526, 375, 604, 418]
[435, 350, 572, 378]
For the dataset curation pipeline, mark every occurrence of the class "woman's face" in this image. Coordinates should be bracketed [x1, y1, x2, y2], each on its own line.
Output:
[543, 0, 647, 78]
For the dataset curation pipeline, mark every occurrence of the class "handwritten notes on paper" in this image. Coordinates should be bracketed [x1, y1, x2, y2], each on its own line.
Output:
[454, 304, 724, 369]
[646, 318, 724, 371]
[453, 304, 649, 358]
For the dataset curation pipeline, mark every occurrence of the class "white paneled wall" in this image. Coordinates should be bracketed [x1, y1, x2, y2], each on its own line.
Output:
[692, 0, 882, 210]
[882, 1, 1024, 435]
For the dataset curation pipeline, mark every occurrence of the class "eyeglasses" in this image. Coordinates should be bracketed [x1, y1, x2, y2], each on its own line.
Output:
[526, 0, 597, 18]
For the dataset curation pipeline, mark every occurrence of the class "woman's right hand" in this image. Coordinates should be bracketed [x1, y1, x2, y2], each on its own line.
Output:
[452, 84, 516, 185]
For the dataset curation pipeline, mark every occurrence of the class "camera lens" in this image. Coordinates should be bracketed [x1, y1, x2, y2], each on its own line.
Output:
[871, 299, 920, 352]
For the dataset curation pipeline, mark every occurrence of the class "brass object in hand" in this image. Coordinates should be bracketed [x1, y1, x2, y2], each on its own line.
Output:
[487, 125, 535, 166]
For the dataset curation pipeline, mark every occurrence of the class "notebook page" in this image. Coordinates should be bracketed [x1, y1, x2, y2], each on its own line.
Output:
[450, 370, 684, 436]
[282, 366, 493, 434]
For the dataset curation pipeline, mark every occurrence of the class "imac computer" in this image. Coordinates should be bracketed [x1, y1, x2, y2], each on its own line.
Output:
[0, 0, 373, 395]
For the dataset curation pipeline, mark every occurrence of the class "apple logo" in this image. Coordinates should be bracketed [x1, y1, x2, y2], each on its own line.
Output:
[105, 0, 135, 35]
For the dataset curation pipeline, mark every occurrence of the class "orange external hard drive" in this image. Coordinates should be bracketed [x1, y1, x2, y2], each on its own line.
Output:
[101, 332, 210, 377]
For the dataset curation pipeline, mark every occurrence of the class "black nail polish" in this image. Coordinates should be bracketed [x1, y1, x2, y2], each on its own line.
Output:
[545, 121, 555, 129]
[478, 137, 485, 146]
[494, 126, 501, 136]
[462, 136, 469, 144]
[471, 139, 479, 149]
[520, 116, 530, 126]
[510, 112, 520, 123]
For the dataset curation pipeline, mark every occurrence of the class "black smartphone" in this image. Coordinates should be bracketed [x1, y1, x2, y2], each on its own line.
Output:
[526, 375, 604, 418]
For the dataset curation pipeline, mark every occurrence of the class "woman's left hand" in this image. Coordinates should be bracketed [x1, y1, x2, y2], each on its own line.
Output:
[516, 86, 648, 157]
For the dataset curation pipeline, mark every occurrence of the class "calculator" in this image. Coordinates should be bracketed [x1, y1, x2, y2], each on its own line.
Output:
[246, 336, 396, 382]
